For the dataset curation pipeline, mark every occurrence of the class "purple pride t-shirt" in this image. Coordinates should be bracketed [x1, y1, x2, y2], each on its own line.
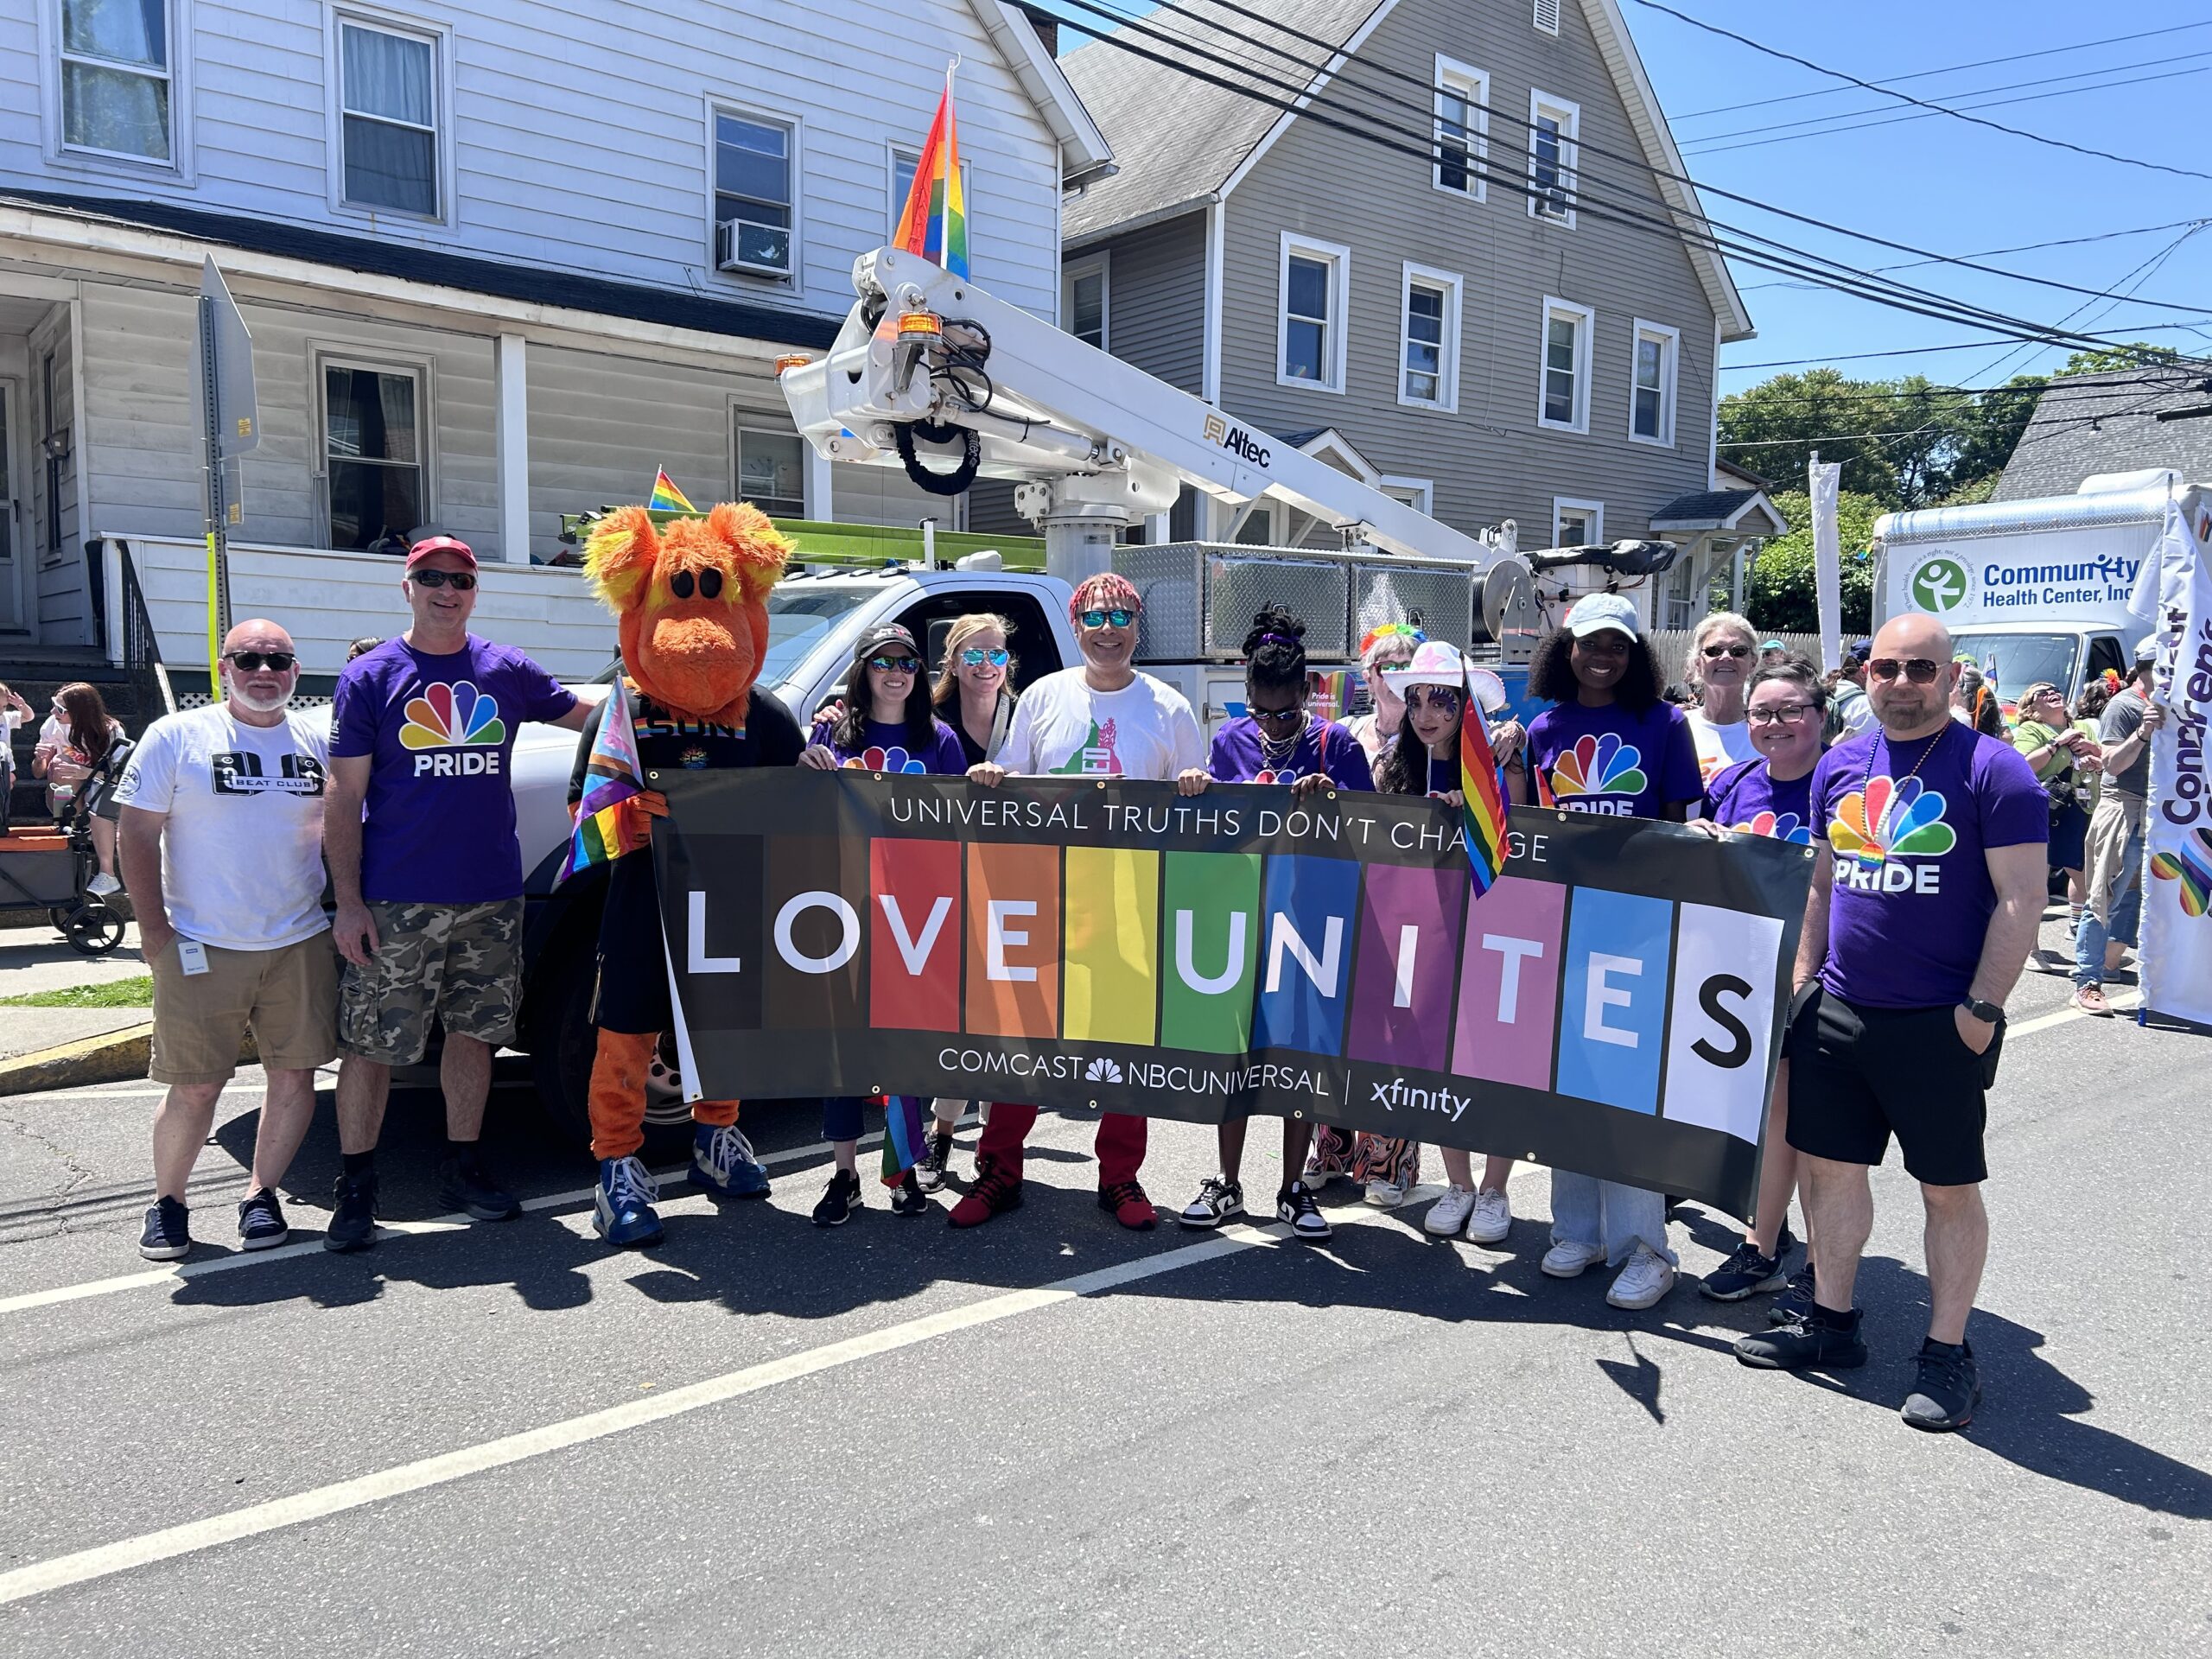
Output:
[809, 715, 966, 776]
[332, 635, 576, 904]
[1209, 715, 1375, 790]
[1527, 700, 1702, 819]
[1705, 757, 1816, 844]
[1811, 724, 2049, 1008]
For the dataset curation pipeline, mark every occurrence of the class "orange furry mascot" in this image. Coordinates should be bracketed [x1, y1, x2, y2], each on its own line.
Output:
[569, 502, 800, 1248]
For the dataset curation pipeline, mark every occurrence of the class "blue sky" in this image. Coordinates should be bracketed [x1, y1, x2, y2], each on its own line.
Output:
[1624, 0, 2212, 393]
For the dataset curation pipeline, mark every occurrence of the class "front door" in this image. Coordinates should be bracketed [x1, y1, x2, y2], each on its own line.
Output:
[0, 377, 21, 632]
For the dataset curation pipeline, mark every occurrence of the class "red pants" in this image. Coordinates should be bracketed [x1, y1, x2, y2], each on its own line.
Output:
[976, 1103, 1147, 1185]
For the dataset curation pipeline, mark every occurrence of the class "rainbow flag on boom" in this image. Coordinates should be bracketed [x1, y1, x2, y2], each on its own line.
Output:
[557, 677, 651, 885]
[649, 467, 695, 514]
[1458, 669, 1511, 898]
[893, 66, 969, 279]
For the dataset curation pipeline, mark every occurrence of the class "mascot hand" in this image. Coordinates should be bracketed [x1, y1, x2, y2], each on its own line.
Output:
[636, 789, 671, 819]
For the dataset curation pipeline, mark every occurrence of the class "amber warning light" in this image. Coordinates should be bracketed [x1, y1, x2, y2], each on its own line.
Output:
[773, 353, 811, 375]
[897, 311, 944, 339]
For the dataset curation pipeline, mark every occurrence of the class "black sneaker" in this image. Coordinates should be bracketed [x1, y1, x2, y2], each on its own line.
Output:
[1700, 1240, 1787, 1302]
[138, 1196, 191, 1261]
[325, 1172, 379, 1253]
[436, 1155, 520, 1222]
[237, 1188, 289, 1251]
[915, 1131, 955, 1193]
[1177, 1176, 1245, 1230]
[1735, 1306, 1868, 1370]
[812, 1168, 862, 1227]
[1275, 1180, 1332, 1242]
[1770, 1262, 1816, 1325]
[889, 1169, 930, 1217]
[1900, 1339, 1980, 1433]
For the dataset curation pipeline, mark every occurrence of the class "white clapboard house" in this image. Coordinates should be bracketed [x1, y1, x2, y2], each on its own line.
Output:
[0, 0, 1104, 690]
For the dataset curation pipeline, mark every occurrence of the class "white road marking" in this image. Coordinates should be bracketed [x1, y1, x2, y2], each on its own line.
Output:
[0, 1202, 1402, 1608]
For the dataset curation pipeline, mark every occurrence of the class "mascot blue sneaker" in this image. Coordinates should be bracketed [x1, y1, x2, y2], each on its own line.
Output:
[594, 1156, 664, 1249]
[692, 1122, 771, 1199]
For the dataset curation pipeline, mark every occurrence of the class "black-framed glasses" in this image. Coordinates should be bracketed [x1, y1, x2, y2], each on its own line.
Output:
[1249, 703, 1306, 728]
[1868, 657, 1942, 683]
[868, 655, 922, 674]
[410, 569, 477, 591]
[1078, 607, 1135, 629]
[960, 647, 1010, 667]
[1405, 686, 1465, 713]
[225, 650, 297, 672]
[1747, 702, 1814, 725]
[1701, 643, 1751, 659]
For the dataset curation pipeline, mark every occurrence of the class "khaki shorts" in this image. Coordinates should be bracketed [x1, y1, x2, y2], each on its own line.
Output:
[149, 932, 340, 1086]
[339, 898, 524, 1065]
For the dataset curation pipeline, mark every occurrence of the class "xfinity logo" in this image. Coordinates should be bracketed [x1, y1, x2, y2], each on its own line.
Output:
[1370, 1076, 1473, 1122]
[1203, 413, 1272, 467]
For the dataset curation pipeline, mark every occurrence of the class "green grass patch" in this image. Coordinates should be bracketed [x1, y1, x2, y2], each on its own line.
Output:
[0, 976, 155, 1008]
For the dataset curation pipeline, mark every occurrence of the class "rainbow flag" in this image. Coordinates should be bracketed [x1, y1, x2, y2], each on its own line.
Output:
[649, 467, 695, 514]
[880, 1095, 930, 1185]
[1458, 671, 1511, 899]
[556, 677, 651, 885]
[893, 67, 969, 279]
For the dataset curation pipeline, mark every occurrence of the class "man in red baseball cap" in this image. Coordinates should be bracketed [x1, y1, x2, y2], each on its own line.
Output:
[404, 534, 477, 572]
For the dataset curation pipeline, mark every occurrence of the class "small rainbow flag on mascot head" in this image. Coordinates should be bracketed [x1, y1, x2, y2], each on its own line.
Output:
[649, 467, 695, 515]
[1458, 663, 1512, 899]
[893, 64, 969, 279]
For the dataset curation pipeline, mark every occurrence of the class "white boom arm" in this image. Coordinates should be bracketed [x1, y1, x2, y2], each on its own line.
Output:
[780, 247, 1510, 578]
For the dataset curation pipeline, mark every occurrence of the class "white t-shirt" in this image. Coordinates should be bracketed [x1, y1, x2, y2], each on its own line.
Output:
[1687, 709, 1758, 785]
[111, 703, 333, 951]
[1000, 668, 1206, 782]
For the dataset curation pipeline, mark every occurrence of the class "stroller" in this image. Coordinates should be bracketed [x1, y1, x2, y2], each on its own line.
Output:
[0, 738, 134, 956]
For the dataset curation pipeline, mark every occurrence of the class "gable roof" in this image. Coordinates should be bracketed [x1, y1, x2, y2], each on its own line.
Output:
[1058, 0, 1752, 340]
[974, 0, 1114, 181]
[1994, 367, 2212, 501]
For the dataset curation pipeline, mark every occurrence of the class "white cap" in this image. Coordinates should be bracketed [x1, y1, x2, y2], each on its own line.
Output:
[2133, 633, 2160, 664]
[1564, 592, 1639, 640]
[1380, 641, 1507, 712]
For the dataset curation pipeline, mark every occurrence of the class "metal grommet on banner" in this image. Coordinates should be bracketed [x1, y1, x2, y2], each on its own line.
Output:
[648, 771, 660, 782]
[1088, 1098, 1097, 1108]
[874, 772, 885, 780]
[1292, 1109, 1305, 1119]
[868, 1084, 880, 1096]
[1096, 780, 1106, 789]
[1555, 811, 1568, 823]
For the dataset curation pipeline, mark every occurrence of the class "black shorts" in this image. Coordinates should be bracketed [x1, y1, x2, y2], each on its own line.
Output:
[590, 857, 672, 1035]
[1784, 987, 2001, 1186]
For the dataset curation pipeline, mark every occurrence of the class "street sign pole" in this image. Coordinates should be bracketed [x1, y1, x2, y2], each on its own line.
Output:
[198, 290, 229, 700]
[196, 258, 259, 698]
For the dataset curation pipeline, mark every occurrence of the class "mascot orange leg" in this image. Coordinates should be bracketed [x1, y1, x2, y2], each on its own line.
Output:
[585, 1033, 742, 1160]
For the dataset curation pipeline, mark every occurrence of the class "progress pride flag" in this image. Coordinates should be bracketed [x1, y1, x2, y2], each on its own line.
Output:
[653, 773, 1815, 1218]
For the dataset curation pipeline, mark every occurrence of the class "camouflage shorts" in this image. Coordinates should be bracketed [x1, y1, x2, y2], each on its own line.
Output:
[338, 898, 524, 1065]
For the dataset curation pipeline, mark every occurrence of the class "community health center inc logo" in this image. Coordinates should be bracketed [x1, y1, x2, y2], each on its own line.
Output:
[1910, 556, 1970, 613]
[1549, 734, 1646, 805]
[400, 682, 506, 775]
[1829, 776, 1955, 873]
[2151, 828, 2212, 918]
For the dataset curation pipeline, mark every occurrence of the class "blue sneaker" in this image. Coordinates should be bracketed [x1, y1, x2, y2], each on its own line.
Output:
[691, 1123, 770, 1199]
[593, 1156, 664, 1249]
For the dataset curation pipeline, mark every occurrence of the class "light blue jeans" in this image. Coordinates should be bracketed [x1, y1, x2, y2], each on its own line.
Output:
[1551, 1172, 1675, 1266]
[2074, 798, 2145, 988]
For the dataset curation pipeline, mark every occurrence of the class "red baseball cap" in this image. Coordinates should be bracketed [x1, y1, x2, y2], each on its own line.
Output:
[405, 535, 476, 571]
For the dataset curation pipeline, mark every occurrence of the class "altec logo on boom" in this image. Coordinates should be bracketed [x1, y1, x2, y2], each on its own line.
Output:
[1203, 413, 1271, 468]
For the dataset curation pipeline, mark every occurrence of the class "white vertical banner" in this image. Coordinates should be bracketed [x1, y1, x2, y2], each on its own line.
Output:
[2139, 501, 2212, 1028]
[1809, 460, 1843, 671]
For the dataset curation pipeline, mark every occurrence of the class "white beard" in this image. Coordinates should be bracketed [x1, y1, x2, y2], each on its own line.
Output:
[232, 683, 294, 715]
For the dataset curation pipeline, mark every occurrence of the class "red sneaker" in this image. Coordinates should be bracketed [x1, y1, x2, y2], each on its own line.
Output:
[947, 1154, 1023, 1229]
[1098, 1179, 1157, 1230]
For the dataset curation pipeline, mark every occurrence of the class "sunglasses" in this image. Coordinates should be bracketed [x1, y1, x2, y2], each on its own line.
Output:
[868, 655, 922, 674]
[1701, 644, 1751, 659]
[1078, 608, 1135, 630]
[1868, 657, 1942, 684]
[1405, 686, 1465, 713]
[960, 647, 1011, 667]
[1747, 702, 1813, 725]
[225, 650, 297, 672]
[1249, 703, 1306, 728]
[410, 569, 477, 590]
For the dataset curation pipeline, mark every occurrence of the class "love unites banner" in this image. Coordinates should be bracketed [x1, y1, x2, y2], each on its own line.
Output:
[652, 774, 1818, 1218]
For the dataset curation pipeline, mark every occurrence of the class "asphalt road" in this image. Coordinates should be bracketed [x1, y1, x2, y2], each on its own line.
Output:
[1, 908, 2207, 1657]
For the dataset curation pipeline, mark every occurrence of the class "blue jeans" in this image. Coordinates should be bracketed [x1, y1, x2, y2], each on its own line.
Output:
[1550, 1172, 1675, 1266]
[2074, 799, 2145, 987]
[822, 1096, 867, 1142]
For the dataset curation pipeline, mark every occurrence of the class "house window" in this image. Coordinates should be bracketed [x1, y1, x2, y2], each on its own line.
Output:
[1538, 296, 1592, 433]
[889, 143, 970, 243]
[1630, 319, 1679, 446]
[337, 19, 439, 216]
[323, 361, 425, 551]
[1433, 56, 1488, 199]
[1232, 503, 1281, 545]
[1529, 91, 1579, 225]
[1553, 498, 1603, 548]
[1278, 233, 1349, 391]
[1534, 0, 1561, 35]
[59, 0, 173, 162]
[715, 112, 794, 276]
[1400, 264, 1461, 411]
[1063, 256, 1108, 350]
[735, 425, 806, 518]
[1380, 477, 1433, 514]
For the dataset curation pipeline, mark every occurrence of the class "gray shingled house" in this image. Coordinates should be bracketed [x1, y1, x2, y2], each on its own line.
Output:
[1994, 367, 2212, 502]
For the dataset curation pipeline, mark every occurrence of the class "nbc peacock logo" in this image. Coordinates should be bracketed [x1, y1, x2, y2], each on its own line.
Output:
[400, 682, 507, 777]
[1548, 733, 1647, 809]
[841, 747, 928, 774]
[2150, 827, 2212, 918]
[1733, 809, 1812, 846]
[1828, 776, 1956, 885]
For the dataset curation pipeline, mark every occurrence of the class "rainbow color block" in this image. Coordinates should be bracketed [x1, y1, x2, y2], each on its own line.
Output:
[2151, 826, 2212, 918]
[649, 468, 696, 514]
[893, 68, 969, 279]
[1457, 693, 1510, 898]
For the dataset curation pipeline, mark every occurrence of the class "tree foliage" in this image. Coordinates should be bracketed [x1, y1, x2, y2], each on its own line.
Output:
[1739, 488, 1882, 635]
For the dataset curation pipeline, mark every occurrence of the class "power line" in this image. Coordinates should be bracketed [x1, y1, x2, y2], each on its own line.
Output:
[1739, 219, 2210, 292]
[1722, 333, 2202, 372]
[1627, 0, 2212, 183]
[1668, 20, 2212, 119]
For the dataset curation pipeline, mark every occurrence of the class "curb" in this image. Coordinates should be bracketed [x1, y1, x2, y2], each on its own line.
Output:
[0, 1026, 258, 1096]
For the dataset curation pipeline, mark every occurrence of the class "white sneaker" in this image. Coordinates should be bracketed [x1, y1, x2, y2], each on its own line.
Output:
[1424, 1185, 1475, 1236]
[1466, 1186, 1512, 1245]
[86, 872, 121, 896]
[1364, 1175, 1410, 1209]
[1605, 1244, 1676, 1309]
[1541, 1238, 1606, 1278]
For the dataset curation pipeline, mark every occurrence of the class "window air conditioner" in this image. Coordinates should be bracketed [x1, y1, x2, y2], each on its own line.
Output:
[716, 218, 791, 276]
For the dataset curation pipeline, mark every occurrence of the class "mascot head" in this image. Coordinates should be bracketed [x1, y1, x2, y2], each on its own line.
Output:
[582, 502, 791, 726]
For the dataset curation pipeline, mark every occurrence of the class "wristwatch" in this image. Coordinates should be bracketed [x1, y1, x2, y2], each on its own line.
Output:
[1960, 997, 2005, 1026]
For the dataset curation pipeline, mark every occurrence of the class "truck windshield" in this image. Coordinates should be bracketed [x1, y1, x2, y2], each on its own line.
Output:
[762, 588, 874, 687]
[1948, 631, 2077, 702]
